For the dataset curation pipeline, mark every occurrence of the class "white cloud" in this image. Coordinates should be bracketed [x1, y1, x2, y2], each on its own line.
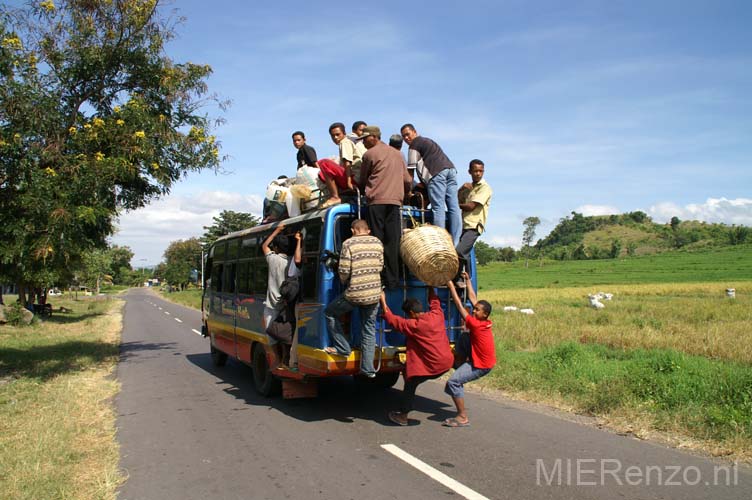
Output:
[488, 234, 522, 250]
[648, 197, 752, 225]
[111, 191, 264, 265]
[574, 204, 620, 216]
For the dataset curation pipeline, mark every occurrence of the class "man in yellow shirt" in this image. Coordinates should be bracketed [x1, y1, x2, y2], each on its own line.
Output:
[456, 159, 492, 287]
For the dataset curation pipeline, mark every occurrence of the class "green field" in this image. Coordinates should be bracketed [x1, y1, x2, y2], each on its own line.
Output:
[478, 244, 752, 290]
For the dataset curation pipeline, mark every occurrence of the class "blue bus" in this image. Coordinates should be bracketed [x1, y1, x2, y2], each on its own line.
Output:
[201, 202, 476, 397]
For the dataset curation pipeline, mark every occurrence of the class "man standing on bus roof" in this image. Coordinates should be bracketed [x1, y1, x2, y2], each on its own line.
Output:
[379, 289, 454, 426]
[455, 159, 492, 287]
[359, 125, 412, 289]
[323, 219, 383, 378]
[292, 130, 317, 169]
[401, 123, 462, 245]
[262, 223, 297, 369]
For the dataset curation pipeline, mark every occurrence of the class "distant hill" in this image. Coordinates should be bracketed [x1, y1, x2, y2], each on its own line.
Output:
[535, 211, 750, 260]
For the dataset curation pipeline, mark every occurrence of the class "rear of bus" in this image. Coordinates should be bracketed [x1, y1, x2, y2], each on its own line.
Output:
[202, 203, 476, 396]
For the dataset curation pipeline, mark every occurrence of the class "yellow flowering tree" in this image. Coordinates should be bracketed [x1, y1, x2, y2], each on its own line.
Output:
[0, 0, 226, 304]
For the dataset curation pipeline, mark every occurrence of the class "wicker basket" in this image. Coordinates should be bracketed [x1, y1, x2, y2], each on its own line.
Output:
[400, 224, 458, 286]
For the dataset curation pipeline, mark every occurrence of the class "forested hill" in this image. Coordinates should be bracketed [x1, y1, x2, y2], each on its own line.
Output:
[535, 211, 750, 259]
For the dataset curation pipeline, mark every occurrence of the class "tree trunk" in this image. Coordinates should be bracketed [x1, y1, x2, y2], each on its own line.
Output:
[16, 283, 27, 306]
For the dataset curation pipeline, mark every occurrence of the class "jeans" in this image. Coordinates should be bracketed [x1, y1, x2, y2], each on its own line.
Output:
[455, 228, 480, 281]
[324, 294, 379, 376]
[444, 362, 491, 399]
[427, 167, 462, 246]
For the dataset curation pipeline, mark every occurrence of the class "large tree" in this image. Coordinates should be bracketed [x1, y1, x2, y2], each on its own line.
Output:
[0, 1, 225, 304]
[201, 210, 259, 247]
[163, 237, 201, 290]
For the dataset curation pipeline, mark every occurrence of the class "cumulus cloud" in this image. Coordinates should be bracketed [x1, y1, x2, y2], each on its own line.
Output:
[648, 197, 752, 225]
[574, 204, 620, 216]
[111, 191, 264, 265]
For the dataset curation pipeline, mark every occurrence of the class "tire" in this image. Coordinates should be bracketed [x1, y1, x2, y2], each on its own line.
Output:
[210, 344, 228, 367]
[252, 344, 281, 397]
[355, 371, 401, 390]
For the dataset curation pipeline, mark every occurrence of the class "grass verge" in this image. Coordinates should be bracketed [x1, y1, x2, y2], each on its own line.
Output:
[0, 297, 125, 499]
[156, 288, 202, 310]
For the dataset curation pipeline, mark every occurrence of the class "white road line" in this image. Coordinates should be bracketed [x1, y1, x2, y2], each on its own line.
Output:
[380, 444, 489, 500]
[174, 318, 182, 323]
[164, 311, 170, 315]
[191, 329, 202, 336]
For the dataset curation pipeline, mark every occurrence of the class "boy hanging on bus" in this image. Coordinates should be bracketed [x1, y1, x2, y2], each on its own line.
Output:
[445, 273, 496, 427]
[323, 219, 383, 378]
[455, 159, 492, 288]
[261, 223, 298, 369]
[379, 288, 454, 426]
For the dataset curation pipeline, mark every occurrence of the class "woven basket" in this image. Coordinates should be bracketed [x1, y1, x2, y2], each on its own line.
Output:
[400, 224, 458, 286]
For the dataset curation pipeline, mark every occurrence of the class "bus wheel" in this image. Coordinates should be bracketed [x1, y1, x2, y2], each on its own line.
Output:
[252, 345, 281, 397]
[355, 371, 401, 390]
[210, 344, 227, 367]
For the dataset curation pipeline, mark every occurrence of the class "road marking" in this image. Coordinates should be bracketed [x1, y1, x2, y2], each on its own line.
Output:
[191, 329, 202, 336]
[164, 311, 170, 315]
[174, 318, 183, 323]
[380, 444, 489, 500]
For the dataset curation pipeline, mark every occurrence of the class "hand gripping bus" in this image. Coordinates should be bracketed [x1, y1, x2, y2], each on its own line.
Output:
[201, 196, 476, 398]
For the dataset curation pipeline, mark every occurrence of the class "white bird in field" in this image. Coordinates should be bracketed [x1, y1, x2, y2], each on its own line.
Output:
[503, 306, 518, 312]
[519, 308, 535, 315]
[588, 294, 605, 309]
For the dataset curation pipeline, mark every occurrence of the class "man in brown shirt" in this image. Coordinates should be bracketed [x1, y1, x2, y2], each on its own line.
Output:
[359, 126, 412, 289]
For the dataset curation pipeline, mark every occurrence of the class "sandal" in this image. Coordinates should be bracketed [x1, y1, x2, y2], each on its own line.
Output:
[442, 418, 470, 428]
[320, 198, 341, 209]
[388, 411, 409, 426]
[323, 347, 341, 355]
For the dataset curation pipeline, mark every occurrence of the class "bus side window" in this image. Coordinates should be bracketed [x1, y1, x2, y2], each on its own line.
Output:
[237, 261, 250, 295]
[334, 216, 354, 252]
[253, 253, 268, 294]
[301, 222, 322, 301]
[211, 263, 223, 292]
[223, 263, 237, 294]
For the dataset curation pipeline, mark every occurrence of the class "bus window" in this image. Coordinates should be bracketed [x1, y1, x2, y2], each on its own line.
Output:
[300, 223, 322, 301]
[240, 237, 256, 259]
[227, 239, 239, 260]
[223, 263, 236, 294]
[253, 254, 268, 294]
[214, 242, 226, 262]
[211, 263, 223, 292]
[334, 215, 354, 251]
[237, 261, 250, 295]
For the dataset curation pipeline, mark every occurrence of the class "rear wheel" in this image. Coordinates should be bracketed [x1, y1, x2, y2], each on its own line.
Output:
[355, 371, 401, 390]
[252, 344, 281, 397]
[210, 344, 227, 367]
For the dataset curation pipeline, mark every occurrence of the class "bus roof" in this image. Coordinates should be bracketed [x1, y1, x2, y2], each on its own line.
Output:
[213, 204, 353, 246]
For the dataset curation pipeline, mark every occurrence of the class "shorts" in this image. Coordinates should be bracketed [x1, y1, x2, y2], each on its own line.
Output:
[317, 158, 359, 190]
[264, 305, 280, 345]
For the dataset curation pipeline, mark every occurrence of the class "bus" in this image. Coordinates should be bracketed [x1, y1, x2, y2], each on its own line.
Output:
[201, 201, 476, 398]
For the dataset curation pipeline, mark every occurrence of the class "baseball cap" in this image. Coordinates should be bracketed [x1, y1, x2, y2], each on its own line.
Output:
[359, 125, 381, 138]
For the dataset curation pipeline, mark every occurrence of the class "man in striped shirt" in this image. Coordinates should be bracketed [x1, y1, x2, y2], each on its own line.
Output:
[324, 219, 384, 377]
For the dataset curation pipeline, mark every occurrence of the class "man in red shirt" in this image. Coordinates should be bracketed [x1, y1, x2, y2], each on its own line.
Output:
[379, 288, 454, 426]
[445, 273, 496, 427]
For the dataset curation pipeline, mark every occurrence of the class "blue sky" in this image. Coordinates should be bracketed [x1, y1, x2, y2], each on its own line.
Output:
[111, 0, 752, 265]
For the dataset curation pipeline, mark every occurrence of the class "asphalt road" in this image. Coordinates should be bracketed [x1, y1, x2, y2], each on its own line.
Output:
[116, 288, 751, 500]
